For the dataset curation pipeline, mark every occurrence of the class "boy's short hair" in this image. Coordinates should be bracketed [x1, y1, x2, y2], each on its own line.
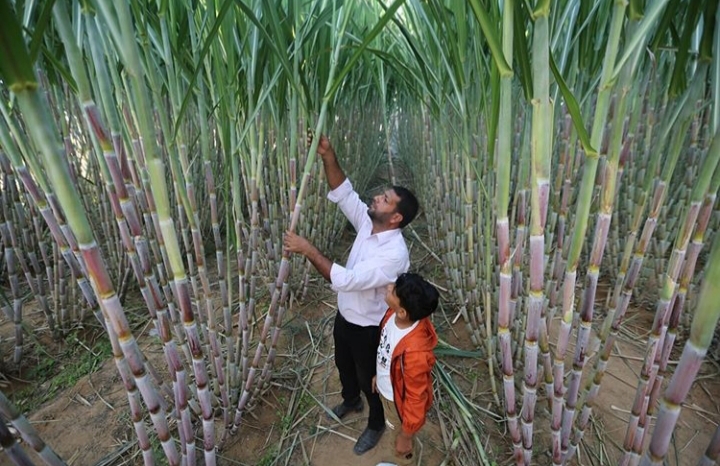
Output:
[395, 272, 439, 321]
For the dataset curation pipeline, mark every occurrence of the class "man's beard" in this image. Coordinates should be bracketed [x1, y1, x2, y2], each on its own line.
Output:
[368, 208, 392, 224]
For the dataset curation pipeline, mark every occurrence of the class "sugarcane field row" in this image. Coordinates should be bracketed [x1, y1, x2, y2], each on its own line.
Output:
[1, 0, 720, 465]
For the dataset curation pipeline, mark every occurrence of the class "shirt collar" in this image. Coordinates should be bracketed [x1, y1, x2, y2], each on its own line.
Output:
[370, 227, 403, 246]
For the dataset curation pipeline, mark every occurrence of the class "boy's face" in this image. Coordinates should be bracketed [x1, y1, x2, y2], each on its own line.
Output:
[385, 283, 400, 310]
[385, 283, 409, 320]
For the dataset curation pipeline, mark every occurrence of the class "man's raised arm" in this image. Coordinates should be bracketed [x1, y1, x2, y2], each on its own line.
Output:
[315, 134, 346, 190]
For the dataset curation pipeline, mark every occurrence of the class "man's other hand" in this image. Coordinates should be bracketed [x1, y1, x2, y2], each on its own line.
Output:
[284, 231, 312, 256]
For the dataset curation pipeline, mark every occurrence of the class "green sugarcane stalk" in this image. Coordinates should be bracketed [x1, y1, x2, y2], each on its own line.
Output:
[87, 1, 196, 440]
[566, 20, 648, 463]
[578, 81, 668, 451]
[0, 1, 180, 463]
[189, 17, 229, 430]
[555, 2, 624, 462]
[231, 1, 266, 425]
[67, 7, 163, 331]
[236, 1, 353, 431]
[522, 2, 552, 463]
[493, 0, 522, 461]
[634, 114, 718, 458]
[110, 0, 219, 461]
[159, 11, 231, 443]
[639, 234, 720, 466]
[647, 15, 720, 423]
[621, 64, 709, 466]
[648, 127, 720, 414]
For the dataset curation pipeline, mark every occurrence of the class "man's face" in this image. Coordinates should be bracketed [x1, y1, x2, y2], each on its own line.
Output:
[368, 188, 402, 225]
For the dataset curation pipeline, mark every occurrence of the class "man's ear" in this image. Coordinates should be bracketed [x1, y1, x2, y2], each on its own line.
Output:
[391, 212, 403, 226]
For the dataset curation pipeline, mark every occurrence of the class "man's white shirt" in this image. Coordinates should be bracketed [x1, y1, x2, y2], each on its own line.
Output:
[327, 179, 410, 326]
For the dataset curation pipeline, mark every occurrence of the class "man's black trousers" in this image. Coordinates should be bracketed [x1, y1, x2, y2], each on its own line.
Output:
[333, 311, 385, 430]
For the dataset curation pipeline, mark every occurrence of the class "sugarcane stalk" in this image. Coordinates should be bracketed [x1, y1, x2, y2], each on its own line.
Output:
[235, 1, 353, 431]
[555, 3, 625, 463]
[0, 215, 23, 364]
[639, 234, 720, 466]
[648, 129, 720, 417]
[1, 159, 56, 342]
[0, 389, 67, 465]
[522, 2, 552, 463]
[698, 424, 720, 466]
[0, 2, 180, 463]
[630, 118, 720, 462]
[494, 0, 522, 461]
[0, 415, 35, 466]
[621, 64, 709, 466]
[647, 18, 720, 423]
[564, 9, 651, 462]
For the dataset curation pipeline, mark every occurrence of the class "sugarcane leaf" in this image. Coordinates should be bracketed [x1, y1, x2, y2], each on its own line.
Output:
[39, 43, 78, 92]
[383, 8, 440, 115]
[326, 0, 407, 99]
[174, 0, 234, 141]
[28, 0, 56, 63]
[512, 0, 532, 100]
[648, 0, 677, 52]
[235, 66, 283, 148]
[699, 0, 718, 61]
[404, 0, 464, 117]
[612, 0, 671, 80]
[467, 0, 512, 77]
[368, 46, 436, 109]
[0, 0, 37, 89]
[487, 64, 500, 161]
[264, 0, 295, 85]
[550, 51, 596, 157]
[669, 6, 703, 97]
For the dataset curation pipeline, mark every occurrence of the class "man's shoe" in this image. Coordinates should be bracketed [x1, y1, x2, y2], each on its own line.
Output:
[353, 426, 386, 455]
[329, 398, 364, 420]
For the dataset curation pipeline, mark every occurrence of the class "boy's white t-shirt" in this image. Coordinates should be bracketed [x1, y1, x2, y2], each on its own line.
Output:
[376, 314, 418, 401]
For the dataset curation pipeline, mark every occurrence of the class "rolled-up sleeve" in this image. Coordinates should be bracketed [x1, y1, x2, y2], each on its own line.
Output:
[330, 253, 406, 292]
[327, 179, 369, 232]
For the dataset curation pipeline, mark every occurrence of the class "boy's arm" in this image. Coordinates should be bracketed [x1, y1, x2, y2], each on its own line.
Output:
[398, 352, 435, 435]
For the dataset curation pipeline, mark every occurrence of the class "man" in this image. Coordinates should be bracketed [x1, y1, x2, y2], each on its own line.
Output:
[284, 133, 419, 455]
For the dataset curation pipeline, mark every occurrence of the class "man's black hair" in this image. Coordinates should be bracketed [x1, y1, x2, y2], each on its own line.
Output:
[392, 186, 419, 228]
[395, 272, 439, 322]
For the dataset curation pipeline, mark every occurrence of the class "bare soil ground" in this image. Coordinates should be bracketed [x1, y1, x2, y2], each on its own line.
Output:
[0, 266, 718, 466]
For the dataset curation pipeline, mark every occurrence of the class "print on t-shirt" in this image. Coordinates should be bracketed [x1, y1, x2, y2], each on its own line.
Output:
[377, 326, 391, 370]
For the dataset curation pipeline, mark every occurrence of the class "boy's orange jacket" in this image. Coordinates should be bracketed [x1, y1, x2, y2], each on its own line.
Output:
[379, 308, 438, 435]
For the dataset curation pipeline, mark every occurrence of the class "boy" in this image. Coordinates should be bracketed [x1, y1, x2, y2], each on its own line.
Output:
[372, 272, 439, 466]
